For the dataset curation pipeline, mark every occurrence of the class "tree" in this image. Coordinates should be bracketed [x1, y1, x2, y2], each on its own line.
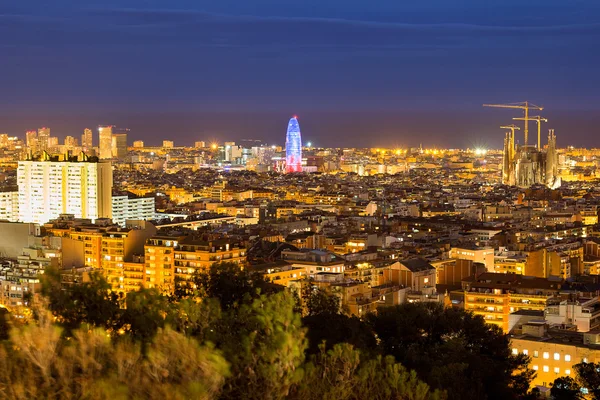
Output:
[551, 376, 583, 400]
[574, 362, 600, 400]
[120, 288, 169, 347]
[0, 308, 9, 341]
[40, 266, 121, 335]
[302, 284, 341, 316]
[303, 313, 376, 355]
[167, 297, 222, 342]
[366, 302, 533, 400]
[292, 343, 444, 400]
[0, 302, 229, 400]
[217, 291, 307, 400]
[193, 262, 281, 310]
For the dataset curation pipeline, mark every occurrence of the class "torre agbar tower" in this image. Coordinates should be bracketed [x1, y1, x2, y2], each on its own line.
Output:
[285, 116, 302, 173]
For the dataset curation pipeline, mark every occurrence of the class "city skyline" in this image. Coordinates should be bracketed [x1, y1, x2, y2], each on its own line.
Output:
[3, 105, 595, 150]
[2, 1, 600, 147]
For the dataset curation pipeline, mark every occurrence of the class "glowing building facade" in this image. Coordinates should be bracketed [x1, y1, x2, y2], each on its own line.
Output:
[17, 156, 113, 224]
[502, 129, 560, 188]
[98, 125, 113, 159]
[285, 116, 302, 173]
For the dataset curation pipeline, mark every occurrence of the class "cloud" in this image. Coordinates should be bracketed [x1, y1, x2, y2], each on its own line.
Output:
[88, 7, 600, 35]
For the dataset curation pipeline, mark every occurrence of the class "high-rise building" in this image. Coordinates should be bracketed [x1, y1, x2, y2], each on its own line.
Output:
[26, 130, 37, 154]
[285, 116, 302, 173]
[17, 156, 113, 224]
[112, 133, 128, 159]
[163, 140, 174, 148]
[98, 125, 113, 159]
[37, 127, 51, 154]
[64, 136, 78, 148]
[195, 141, 206, 149]
[133, 140, 144, 148]
[47, 136, 59, 152]
[82, 128, 93, 151]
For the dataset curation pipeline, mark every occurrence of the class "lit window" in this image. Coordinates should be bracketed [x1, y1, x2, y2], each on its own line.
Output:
[543, 366, 549, 372]
[512, 348, 518, 355]
[533, 351, 539, 358]
[583, 357, 589, 363]
[554, 367, 560, 373]
[565, 354, 571, 362]
[543, 352, 550, 359]
[554, 353, 560, 361]
[533, 365, 538, 371]
[523, 350, 528, 356]
[565, 369, 571, 375]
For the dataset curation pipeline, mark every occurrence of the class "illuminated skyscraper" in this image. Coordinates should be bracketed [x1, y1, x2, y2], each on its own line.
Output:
[285, 116, 302, 173]
[37, 127, 50, 154]
[26, 130, 37, 154]
[82, 128, 93, 151]
[98, 125, 113, 159]
[112, 133, 128, 159]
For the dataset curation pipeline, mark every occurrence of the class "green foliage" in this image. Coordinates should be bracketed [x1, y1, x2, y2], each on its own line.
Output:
[28, 264, 535, 400]
[120, 288, 169, 345]
[302, 284, 341, 316]
[292, 343, 443, 400]
[167, 297, 222, 341]
[303, 313, 376, 354]
[551, 376, 583, 400]
[40, 266, 121, 334]
[366, 302, 534, 400]
[193, 262, 280, 310]
[574, 362, 600, 400]
[217, 291, 307, 400]
[0, 304, 229, 400]
[0, 308, 9, 341]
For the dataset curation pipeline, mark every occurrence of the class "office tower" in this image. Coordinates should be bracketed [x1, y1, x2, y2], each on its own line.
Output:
[133, 140, 144, 148]
[163, 140, 174, 148]
[64, 136, 78, 148]
[112, 133, 128, 159]
[17, 156, 113, 224]
[285, 116, 302, 173]
[26, 130, 37, 154]
[37, 127, 50, 154]
[195, 141, 206, 149]
[98, 125, 113, 159]
[82, 128, 93, 151]
[47, 136, 59, 152]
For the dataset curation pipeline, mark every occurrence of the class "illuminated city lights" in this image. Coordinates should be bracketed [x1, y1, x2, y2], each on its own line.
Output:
[285, 116, 302, 173]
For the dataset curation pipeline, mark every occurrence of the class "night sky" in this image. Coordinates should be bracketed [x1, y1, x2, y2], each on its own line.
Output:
[2, 1, 600, 148]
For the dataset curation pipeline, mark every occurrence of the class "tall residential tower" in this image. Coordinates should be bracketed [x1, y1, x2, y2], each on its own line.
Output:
[17, 155, 113, 224]
[285, 116, 302, 173]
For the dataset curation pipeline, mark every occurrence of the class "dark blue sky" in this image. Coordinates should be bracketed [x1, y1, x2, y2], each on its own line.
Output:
[2, 1, 600, 148]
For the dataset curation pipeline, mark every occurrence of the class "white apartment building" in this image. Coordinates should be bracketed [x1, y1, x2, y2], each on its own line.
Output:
[17, 157, 112, 224]
[0, 191, 18, 222]
[111, 192, 155, 227]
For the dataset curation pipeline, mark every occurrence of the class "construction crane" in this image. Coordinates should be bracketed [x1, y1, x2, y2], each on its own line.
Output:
[500, 124, 520, 136]
[513, 116, 547, 150]
[483, 102, 544, 147]
[500, 124, 520, 156]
